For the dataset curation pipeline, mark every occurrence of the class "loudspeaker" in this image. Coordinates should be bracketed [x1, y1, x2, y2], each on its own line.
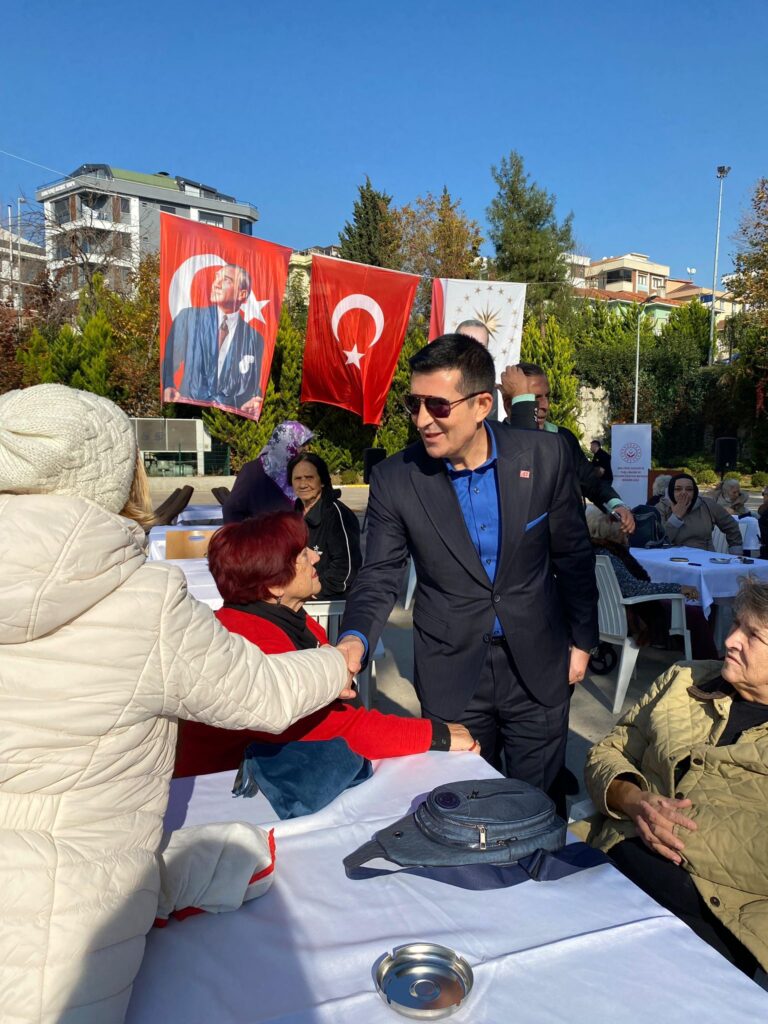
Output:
[714, 437, 738, 475]
[363, 447, 387, 484]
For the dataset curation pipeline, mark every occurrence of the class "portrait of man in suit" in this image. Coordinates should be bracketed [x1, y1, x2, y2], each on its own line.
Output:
[337, 335, 598, 799]
[162, 263, 265, 416]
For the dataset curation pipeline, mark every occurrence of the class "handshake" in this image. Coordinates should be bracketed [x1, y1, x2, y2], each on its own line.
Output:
[332, 637, 479, 754]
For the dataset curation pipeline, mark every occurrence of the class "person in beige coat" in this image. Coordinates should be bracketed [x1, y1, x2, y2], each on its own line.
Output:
[658, 472, 743, 553]
[0, 384, 352, 1024]
[576, 577, 768, 977]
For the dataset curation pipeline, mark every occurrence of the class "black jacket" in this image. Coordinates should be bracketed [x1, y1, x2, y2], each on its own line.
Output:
[222, 459, 293, 524]
[506, 400, 623, 511]
[299, 488, 362, 599]
[340, 420, 598, 718]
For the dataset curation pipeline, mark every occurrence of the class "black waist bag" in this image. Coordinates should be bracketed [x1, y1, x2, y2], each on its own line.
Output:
[344, 779, 572, 887]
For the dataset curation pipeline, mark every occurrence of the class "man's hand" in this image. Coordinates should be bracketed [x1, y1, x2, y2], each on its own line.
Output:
[500, 365, 535, 402]
[613, 506, 635, 535]
[163, 386, 180, 402]
[568, 646, 590, 686]
[607, 779, 697, 865]
[240, 396, 263, 417]
[446, 724, 480, 752]
[335, 636, 364, 699]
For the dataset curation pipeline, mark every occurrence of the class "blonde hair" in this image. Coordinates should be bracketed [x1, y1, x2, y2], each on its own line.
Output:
[119, 457, 155, 531]
[585, 506, 625, 545]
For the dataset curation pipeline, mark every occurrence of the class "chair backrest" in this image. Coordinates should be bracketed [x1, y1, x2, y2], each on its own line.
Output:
[212, 486, 231, 505]
[594, 554, 629, 642]
[711, 526, 729, 554]
[153, 485, 195, 527]
[304, 599, 347, 643]
[165, 528, 216, 560]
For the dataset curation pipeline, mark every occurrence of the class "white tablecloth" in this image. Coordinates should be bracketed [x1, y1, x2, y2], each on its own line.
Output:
[174, 503, 223, 525]
[126, 754, 768, 1023]
[634, 545, 768, 616]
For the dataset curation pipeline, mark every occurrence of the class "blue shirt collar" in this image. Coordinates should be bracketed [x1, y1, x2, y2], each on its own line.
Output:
[444, 422, 497, 476]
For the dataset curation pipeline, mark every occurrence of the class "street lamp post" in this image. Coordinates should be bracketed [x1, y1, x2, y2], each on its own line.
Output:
[16, 196, 26, 317]
[708, 165, 731, 366]
[633, 294, 658, 424]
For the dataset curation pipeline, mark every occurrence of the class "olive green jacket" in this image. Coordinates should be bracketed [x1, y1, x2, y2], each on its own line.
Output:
[576, 661, 768, 970]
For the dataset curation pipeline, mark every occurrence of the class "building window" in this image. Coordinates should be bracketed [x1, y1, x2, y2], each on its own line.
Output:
[637, 272, 648, 290]
[160, 204, 177, 214]
[52, 198, 70, 225]
[239, 219, 253, 235]
[652, 276, 664, 289]
[79, 192, 111, 221]
[606, 268, 633, 285]
[198, 211, 224, 227]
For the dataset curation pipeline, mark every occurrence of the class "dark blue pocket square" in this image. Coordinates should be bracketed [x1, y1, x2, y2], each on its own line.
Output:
[525, 512, 548, 532]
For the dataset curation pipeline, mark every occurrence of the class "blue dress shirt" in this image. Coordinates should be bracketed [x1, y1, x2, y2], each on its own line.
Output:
[444, 424, 503, 636]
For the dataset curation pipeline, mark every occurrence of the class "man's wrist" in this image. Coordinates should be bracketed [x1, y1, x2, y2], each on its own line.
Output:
[338, 630, 368, 659]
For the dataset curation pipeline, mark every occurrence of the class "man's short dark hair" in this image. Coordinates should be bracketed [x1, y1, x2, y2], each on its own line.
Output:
[409, 334, 495, 396]
[519, 361, 546, 378]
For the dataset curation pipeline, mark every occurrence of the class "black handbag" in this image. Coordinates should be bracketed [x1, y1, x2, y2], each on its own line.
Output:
[344, 778, 568, 882]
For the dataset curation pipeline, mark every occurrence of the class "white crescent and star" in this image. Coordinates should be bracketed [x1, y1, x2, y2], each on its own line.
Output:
[168, 253, 270, 324]
[331, 293, 385, 370]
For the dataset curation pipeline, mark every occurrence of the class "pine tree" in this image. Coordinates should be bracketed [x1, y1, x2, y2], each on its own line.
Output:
[338, 177, 400, 268]
[487, 152, 575, 318]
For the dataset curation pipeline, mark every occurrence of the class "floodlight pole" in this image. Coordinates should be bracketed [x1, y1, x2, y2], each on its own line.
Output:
[708, 166, 731, 365]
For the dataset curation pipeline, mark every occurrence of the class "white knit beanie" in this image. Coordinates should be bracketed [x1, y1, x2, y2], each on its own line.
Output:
[0, 384, 138, 514]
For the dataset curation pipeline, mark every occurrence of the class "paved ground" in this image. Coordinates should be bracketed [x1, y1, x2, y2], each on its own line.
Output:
[149, 477, 692, 805]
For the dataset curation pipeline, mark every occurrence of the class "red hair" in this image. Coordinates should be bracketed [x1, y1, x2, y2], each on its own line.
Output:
[207, 511, 308, 603]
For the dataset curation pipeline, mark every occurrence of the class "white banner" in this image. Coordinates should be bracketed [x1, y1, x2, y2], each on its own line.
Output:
[610, 424, 652, 509]
[430, 278, 526, 374]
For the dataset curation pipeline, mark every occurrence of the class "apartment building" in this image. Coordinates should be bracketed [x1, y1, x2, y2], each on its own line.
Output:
[0, 226, 46, 308]
[587, 253, 670, 296]
[35, 164, 258, 293]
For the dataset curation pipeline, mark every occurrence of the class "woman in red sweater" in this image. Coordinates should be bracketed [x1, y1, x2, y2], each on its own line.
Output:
[175, 511, 477, 776]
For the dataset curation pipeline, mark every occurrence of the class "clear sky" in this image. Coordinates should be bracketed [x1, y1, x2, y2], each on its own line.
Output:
[2, 0, 766, 285]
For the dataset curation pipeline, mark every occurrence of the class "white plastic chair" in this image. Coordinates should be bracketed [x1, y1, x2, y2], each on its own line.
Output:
[711, 527, 729, 553]
[304, 599, 382, 710]
[594, 554, 692, 715]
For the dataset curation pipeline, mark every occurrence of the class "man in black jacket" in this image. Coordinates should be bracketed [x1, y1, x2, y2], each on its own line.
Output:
[337, 336, 598, 794]
[499, 363, 634, 534]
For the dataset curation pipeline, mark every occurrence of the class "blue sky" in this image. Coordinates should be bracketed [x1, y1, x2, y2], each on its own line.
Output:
[2, 0, 766, 284]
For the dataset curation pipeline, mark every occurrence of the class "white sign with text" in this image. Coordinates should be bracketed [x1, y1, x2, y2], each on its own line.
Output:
[611, 423, 652, 509]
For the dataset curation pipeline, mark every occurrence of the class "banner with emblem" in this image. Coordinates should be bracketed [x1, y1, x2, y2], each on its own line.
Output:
[301, 255, 420, 425]
[159, 214, 292, 420]
[429, 277, 527, 376]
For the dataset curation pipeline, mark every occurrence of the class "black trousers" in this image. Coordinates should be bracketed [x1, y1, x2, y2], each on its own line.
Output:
[609, 838, 758, 976]
[433, 639, 570, 799]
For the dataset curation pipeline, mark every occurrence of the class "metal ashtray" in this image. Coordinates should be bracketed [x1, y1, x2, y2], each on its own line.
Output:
[710, 557, 731, 564]
[375, 942, 474, 1019]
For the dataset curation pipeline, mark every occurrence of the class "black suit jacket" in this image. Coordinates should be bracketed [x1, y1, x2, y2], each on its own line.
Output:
[340, 421, 598, 719]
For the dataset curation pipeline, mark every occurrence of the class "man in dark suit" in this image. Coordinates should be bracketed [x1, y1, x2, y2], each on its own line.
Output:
[162, 264, 264, 415]
[337, 335, 598, 794]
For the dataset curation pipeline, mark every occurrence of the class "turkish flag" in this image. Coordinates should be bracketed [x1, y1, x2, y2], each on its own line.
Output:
[301, 255, 420, 425]
[159, 214, 291, 420]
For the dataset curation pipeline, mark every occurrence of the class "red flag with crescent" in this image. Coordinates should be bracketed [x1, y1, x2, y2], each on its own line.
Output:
[159, 214, 291, 420]
[301, 255, 420, 425]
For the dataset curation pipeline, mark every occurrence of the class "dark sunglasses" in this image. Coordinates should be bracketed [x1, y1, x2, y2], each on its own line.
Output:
[402, 392, 487, 419]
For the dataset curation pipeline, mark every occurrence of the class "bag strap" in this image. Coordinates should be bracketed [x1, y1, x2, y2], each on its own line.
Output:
[343, 842, 608, 888]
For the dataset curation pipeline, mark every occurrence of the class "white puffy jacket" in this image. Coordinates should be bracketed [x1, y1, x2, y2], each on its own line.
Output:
[0, 494, 347, 1024]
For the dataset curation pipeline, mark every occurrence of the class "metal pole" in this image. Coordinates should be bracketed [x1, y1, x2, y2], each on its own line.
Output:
[7, 204, 13, 308]
[634, 308, 641, 424]
[708, 166, 731, 365]
[16, 197, 25, 317]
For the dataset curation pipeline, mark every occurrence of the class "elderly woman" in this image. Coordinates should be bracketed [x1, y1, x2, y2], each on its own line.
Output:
[175, 512, 476, 776]
[0, 386, 349, 1024]
[223, 420, 313, 523]
[288, 451, 362, 598]
[715, 477, 751, 518]
[586, 508, 716, 658]
[659, 472, 743, 554]
[577, 577, 768, 976]
[648, 473, 671, 506]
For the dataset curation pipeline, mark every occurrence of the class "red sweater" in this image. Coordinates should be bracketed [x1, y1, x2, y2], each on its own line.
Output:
[174, 607, 434, 777]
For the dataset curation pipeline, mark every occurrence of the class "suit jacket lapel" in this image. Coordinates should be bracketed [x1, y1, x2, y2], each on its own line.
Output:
[410, 450, 491, 589]
[492, 423, 534, 584]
